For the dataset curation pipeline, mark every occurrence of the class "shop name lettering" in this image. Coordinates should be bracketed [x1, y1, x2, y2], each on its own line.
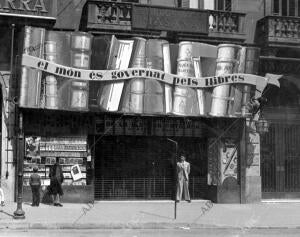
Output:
[90, 69, 166, 81]
[37, 60, 245, 87]
[0, 0, 48, 13]
[205, 75, 245, 86]
[37, 61, 82, 78]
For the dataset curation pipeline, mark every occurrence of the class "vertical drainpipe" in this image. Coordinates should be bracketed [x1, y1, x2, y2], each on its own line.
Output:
[239, 119, 247, 204]
[13, 111, 25, 219]
[13, 23, 25, 219]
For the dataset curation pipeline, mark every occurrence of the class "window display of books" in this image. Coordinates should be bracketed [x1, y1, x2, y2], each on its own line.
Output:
[23, 136, 88, 187]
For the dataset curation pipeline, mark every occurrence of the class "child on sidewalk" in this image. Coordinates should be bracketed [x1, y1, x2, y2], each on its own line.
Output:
[29, 166, 41, 206]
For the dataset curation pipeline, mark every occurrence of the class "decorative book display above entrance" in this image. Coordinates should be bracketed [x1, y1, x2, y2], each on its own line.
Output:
[19, 27, 280, 118]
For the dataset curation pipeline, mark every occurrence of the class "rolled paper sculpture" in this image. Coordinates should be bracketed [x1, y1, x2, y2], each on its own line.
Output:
[162, 42, 173, 114]
[69, 32, 93, 110]
[97, 36, 134, 111]
[19, 26, 45, 108]
[172, 41, 199, 116]
[44, 39, 58, 109]
[46, 31, 71, 110]
[121, 37, 147, 113]
[236, 47, 260, 116]
[192, 42, 217, 115]
[210, 44, 241, 117]
[122, 39, 172, 114]
[144, 39, 167, 114]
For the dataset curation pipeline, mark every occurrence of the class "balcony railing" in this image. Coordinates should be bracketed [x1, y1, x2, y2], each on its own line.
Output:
[208, 10, 246, 39]
[86, 0, 132, 31]
[83, 1, 246, 42]
[256, 16, 300, 47]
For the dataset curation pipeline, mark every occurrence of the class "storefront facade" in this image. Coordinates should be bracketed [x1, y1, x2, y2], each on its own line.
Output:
[2, 0, 295, 204]
[0, 0, 56, 202]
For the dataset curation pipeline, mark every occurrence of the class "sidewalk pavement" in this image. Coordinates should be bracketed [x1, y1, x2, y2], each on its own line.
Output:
[1, 200, 300, 229]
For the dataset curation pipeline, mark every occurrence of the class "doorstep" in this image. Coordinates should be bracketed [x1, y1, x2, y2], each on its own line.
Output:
[262, 199, 300, 203]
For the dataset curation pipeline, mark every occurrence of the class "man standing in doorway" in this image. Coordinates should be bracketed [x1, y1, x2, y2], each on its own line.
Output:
[176, 155, 191, 203]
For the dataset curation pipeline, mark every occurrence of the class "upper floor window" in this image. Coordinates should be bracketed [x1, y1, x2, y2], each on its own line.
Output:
[215, 0, 232, 11]
[273, 0, 300, 16]
[178, 0, 232, 10]
[107, 0, 139, 2]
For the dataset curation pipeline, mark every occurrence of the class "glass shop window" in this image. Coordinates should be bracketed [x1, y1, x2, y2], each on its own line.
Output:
[273, 0, 300, 16]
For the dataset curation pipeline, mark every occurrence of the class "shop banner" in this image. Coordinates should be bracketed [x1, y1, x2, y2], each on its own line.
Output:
[22, 54, 272, 89]
[19, 29, 281, 117]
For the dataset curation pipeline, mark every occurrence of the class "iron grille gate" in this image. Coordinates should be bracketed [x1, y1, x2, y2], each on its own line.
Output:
[261, 122, 300, 198]
[94, 177, 207, 199]
[94, 136, 208, 200]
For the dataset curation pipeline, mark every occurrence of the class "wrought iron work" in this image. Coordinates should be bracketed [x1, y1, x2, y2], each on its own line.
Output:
[208, 10, 240, 33]
[94, 177, 206, 200]
[261, 122, 300, 198]
[85, 0, 132, 30]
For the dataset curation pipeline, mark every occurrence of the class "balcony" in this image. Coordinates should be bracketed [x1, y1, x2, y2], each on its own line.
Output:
[82, 0, 246, 43]
[84, 0, 133, 31]
[208, 10, 246, 43]
[256, 15, 300, 48]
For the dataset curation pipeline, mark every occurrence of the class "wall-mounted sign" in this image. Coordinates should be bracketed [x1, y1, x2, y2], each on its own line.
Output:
[94, 117, 205, 137]
[0, 0, 56, 19]
[132, 5, 208, 34]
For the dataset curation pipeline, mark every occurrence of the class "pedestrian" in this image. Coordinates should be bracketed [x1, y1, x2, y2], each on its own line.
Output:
[29, 166, 41, 206]
[176, 154, 191, 203]
[49, 157, 64, 207]
[0, 186, 4, 207]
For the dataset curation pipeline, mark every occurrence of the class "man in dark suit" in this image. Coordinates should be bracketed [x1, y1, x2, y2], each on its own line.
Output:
[176, 155, 191, 203]
[30, 166, 41, 206]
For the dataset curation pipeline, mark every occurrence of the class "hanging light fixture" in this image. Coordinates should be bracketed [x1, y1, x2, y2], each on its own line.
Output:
[255, 115, 269, 134]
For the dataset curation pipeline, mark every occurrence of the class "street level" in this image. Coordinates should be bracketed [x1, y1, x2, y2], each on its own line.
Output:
[2, 229, 300, 237]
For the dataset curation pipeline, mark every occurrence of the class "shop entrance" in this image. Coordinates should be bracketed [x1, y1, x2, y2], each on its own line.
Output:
[261, 122, 300, 199]
[261, 76, 300, 199]
[94, 136, 208, 200]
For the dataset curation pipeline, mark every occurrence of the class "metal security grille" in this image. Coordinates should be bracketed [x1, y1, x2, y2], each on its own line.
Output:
[94, 136, 208, 200]
[261, 122, 300, 198]
[94, 176, 206, 199]
[94, 177, 173, 199]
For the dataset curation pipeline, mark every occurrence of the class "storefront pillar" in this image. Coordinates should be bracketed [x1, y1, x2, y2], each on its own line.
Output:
[207, 120, 244, 203]
[244, 119, 262, 203]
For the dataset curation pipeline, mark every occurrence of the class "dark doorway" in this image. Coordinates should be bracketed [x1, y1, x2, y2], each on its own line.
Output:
[261, 122, 300, 198]
[94, 136, 207, 200]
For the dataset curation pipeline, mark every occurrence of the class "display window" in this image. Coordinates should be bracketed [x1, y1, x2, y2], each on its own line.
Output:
[23, 136, 89, 187]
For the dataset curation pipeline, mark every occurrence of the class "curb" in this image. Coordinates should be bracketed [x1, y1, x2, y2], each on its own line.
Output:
[2, 222, 300, 230]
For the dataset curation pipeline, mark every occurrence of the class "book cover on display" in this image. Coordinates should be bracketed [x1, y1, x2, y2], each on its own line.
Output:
[19, 27, 280, 119]
[71, 164, 83, 181]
